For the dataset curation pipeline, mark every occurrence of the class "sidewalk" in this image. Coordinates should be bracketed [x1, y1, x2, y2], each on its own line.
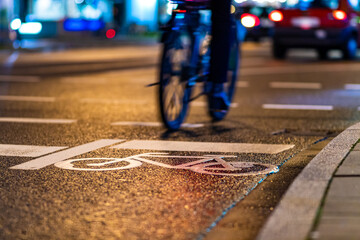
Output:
[312, 143, 360, 240]
[257, 122, 360, 240]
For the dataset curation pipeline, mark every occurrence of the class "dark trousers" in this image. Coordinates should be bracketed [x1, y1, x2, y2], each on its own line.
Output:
[209, 0, 232, 84]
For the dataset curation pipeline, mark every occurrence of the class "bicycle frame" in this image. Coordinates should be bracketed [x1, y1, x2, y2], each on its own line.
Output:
[157, 0, 240, 130]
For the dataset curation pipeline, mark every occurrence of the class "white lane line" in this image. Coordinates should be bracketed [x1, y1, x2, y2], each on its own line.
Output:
[0, 95, 55, 102]
[5, 52, 19, 66]
[241, 63, 360, 76]
[270, 82, 322, 89]
[237, 81, 249, 88]
[0, 144, 67, 157]
[262, 104, 333, 111]
[344, 84, 360, 90]
[0, 75, 40, 83]
[111, 140, 295, 154]
[191, 102, 238, 108]
[81, 98, 147, 105]
[111, 122, 204, 128]
[0, 118, 77, 124]
[10, 139, 124, 170]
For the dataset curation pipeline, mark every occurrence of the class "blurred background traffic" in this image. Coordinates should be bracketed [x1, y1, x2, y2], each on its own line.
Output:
[1, 0, 359, 60]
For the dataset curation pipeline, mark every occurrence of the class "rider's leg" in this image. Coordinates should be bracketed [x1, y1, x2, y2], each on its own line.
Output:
[209, 0, 232, 111]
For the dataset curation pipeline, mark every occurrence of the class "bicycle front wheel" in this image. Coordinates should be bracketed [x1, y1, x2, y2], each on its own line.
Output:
[159, 31, 193, 130]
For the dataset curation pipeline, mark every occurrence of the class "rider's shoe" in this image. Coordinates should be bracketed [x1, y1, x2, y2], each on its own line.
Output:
[209, 83, 230, 112]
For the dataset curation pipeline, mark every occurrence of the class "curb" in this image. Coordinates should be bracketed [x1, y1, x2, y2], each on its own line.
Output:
[256, 122, 360, 240]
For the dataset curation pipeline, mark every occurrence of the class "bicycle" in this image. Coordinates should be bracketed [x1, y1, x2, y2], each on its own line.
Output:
[158, 0, 240, 130]
[54, 152, 278, 176]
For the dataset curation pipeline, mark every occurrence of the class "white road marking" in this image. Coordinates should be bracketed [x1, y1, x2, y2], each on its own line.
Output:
[237, 81, 249, 88]
[111, 140, 295, 154]
[55, 153, 278, 176]
[269, 82, 322, 89]
[191, 102, 238, 108]
[5, 52, 19, 66]
[111, 122, 204, 128]
[81, 98, 147, 105]
[10, 139, 124, 170]
[262, 104, 333, 111]
[0, 144, 67, 157]
[0, 75, 40, 83]
[344, 84, 360, 90]
[241, 63, 360, 76]
[0, 118, 77, 124]
[0, 95, 55, 102]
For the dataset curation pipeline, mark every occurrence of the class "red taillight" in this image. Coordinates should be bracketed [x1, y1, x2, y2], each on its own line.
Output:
[269, 10, 283, 22]
[241, 13, 260, 28]
[333, 10, 347, 20]
[173, 9, 187, 13]
[106, 29, 116, 39]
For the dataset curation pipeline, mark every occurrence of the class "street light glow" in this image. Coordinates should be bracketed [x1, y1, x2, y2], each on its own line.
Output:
[19, 22, 43, 35]
[10, 18, 22, 30]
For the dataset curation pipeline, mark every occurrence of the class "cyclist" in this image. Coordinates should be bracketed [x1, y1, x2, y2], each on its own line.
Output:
[209, 0, 232, 112]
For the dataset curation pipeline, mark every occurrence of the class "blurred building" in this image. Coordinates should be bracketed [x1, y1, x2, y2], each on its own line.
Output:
[1, 0, 160, 41]
[0, 0, 292, 41]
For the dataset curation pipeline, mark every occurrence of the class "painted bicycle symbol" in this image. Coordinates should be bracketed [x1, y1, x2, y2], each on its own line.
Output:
[54, 153, 278, 176]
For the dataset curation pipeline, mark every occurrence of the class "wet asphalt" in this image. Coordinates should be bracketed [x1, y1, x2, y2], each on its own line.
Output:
[0, 42, 360, 240]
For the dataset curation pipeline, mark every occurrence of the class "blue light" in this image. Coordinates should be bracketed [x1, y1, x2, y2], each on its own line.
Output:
[63, 19, 87, 31]
[175, 14, 185, 19]
[87, 20, 105, 31]
[63, 19, 105, 32]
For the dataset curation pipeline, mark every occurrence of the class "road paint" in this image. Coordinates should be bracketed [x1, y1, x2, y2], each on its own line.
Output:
[0, 117, 76, 124]
[262, 104, 333, 111]
[236, 81, 249, 88]
[81, 98, 147, 105]
[0, 144, 67, 157]
[10, 139, 124, 170]
[111, 140, 294, 154]
[241, 63, 360, 76]
[5, 52, 19, 66]
[269, 82, 322, 89]
[344, 84, 360, 90]
[111, 122, 204, 128]
[0, 75, 40, 83]
[55, 153, 279, 176]
[191, 102, 238, 108]
[0, 95, 55, 102]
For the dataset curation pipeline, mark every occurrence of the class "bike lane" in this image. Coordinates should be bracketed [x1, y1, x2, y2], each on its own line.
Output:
[0, 133, 318, 240]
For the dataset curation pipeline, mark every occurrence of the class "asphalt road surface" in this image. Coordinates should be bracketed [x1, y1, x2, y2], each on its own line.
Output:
[0, 41, 360, 240]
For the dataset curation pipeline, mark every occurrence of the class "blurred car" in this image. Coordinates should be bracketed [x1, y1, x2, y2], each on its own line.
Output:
[270, 0, 360, 59]
[236, 5, 275, 41]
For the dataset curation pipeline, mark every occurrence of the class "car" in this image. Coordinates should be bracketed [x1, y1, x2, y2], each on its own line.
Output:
[235, 5, 276, 41]
[270, 0, 360, 59]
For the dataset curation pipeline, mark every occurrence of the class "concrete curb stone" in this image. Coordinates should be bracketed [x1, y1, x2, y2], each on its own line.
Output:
[256, 122, 360, 240]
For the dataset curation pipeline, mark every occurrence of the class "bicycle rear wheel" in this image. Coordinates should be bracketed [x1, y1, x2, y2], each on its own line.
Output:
[159, 31, 193, 130]
[208, 24, 239, 121]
